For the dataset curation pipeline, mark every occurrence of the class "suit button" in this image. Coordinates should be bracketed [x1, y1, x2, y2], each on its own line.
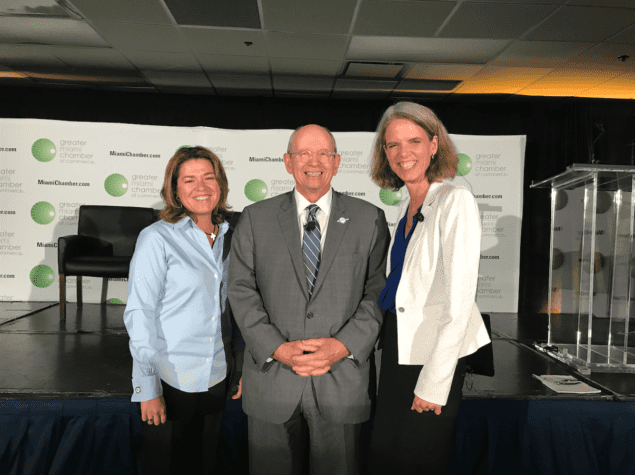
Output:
[135, 387, 141, 393]
[398, 307, 405, 313]
[307, 312, 314, 319]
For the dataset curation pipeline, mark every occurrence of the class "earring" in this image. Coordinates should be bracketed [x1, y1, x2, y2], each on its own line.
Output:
[430, 153, 437, 162]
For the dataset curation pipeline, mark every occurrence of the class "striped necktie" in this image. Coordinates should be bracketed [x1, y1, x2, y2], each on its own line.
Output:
[303, 204, 321, 297]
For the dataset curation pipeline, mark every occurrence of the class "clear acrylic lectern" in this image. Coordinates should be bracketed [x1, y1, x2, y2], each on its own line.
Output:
[531, 164, 635, 373]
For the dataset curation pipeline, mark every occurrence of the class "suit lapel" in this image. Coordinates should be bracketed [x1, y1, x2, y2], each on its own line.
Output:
[278, 193, 309, 300]
[311, 191, 348, 297]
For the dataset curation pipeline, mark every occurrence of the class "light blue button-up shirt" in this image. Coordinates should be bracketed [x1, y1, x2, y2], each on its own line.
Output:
[123, 216, 228, 402]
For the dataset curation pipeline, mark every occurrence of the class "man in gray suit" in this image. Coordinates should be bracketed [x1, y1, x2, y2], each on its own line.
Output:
[228, 124, 389, 475]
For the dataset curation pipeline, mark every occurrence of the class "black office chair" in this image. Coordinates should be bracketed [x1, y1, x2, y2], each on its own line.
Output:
[57, 205, 156, 320]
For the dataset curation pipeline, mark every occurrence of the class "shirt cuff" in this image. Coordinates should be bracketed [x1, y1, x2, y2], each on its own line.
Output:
[131, 374, 162, 402]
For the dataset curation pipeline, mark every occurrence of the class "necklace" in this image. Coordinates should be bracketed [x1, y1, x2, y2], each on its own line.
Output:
[203, 225, 217, 240]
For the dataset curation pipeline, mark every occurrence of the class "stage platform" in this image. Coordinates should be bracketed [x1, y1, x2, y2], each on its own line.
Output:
[1, 303, 634, 474]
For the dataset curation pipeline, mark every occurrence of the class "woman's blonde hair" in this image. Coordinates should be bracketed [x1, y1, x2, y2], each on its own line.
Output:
[370, 101, 458, 190]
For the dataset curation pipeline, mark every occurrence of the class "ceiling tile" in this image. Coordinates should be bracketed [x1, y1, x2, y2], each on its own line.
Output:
[0, 64, 20, 73]
[209, 74, 273, 96]
[557, 43, 635, 71]
[44, 46, 135, 69]
[122, 51, 201, 71]
[0, 16, 109, 47]
[525, 6, 635, 43]
[606, 24, 635, 45]
[262, 0, 358, 34]
[92, 22, 189, 52]
[488, 40, 596, 68]
[578, 75, 635, 99]
[70, 0, 174, 24]
[164, 0, 260, 28]
[405, 63, 484, 80]
[439, 3, 557, 39]
[0, 44, 67, 68]
[198, 54, 269, 74]
[455, 66, 553, 94]
[353, 1, 456, 37]
[272, 76, 334, 92]
[270, 58, 343, 76]
[155, 85, 216, 95]
[266, 32, 348, 60]
[181, 28, 266, 56]
[0, 0, 70, 17]
[345, 62, 403, 78]
[143, 70, 212, 88]
[275, 91, 331, 98]
[517, 69, 623, 96]
[0, 64, 31, 82]
[566, 0, 635, 7]
[395, 79, 461, 92]
[347, 36, 510, 63]
[389, 91, 450, 101]
[466, 0, 566, 4]
[332, 78, 397, 99]
[24, 66, 147, 85]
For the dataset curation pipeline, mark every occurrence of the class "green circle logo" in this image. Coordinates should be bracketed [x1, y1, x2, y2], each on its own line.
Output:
[552, 248, 564, 270]
[379, 188, 403, 206]
[596, 191, 612, 214]
[107, 298, 124, 305]
[457, 154, 472, 176]
[245, 179, 268, 202]
[31, 201, 56, 225]
[30, 265, 55, 288]
[104, 174, 128, 197]
[555, 190, 568, 211]
[32, 138, 56, 162]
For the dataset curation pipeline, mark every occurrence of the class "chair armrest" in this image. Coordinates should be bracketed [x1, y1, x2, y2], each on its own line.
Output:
[58, 235, 113, 274]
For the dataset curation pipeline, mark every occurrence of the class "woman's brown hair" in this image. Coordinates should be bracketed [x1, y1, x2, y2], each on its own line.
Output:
[158, 146, 232, 225]
[370, 101, 458, 190]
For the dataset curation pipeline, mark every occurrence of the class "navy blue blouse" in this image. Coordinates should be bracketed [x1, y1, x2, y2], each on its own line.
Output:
[379, 205, 424, 312]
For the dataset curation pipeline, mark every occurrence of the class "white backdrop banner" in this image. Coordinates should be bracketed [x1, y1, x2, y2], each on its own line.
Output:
[0, 119, 525, 312]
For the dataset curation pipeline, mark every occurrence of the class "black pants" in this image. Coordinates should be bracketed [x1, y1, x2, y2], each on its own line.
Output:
[369, 312, 466, 475]
[142, 378, 227, 475]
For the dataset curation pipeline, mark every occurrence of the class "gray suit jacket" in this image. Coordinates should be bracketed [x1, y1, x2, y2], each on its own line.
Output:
[228, 190, 389, 424]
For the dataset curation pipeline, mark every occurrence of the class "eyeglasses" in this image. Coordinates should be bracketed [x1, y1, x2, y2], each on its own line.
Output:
[288, 149, 336, 163]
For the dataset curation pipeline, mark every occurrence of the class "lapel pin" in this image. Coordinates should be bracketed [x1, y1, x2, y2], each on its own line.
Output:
[337, 217, 349, 224]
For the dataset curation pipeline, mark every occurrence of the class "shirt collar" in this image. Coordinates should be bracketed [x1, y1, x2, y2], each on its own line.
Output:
[174, 215, 229, 236]
[294, 187, 333, 217]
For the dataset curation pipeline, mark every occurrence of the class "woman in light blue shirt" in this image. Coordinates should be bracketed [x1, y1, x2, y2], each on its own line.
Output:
[124, 146, 244, 474]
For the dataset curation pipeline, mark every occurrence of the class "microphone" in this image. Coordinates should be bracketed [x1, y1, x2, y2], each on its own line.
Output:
[415, 213, 424, 222]
[305, 221, 317, 232]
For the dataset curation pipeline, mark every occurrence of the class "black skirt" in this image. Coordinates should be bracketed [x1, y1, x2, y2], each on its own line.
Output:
[369, 312, 466, 475]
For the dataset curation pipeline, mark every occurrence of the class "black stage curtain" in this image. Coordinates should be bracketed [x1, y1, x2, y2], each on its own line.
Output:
[2, 86, 634, 313]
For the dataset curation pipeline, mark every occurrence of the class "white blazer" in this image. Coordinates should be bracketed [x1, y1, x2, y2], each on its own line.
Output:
[389, 180, 491, 406]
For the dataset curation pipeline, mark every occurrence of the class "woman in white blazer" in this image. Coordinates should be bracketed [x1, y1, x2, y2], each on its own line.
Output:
[368, 102, 490, 475]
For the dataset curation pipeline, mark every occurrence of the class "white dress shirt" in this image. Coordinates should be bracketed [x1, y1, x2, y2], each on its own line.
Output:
[294, 187, 332, 252]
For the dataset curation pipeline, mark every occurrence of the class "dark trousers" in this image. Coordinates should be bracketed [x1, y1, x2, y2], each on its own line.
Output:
[142, 378, 226, 475]
[369, 312, 467, 475]
[248, 379, 361, 475]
